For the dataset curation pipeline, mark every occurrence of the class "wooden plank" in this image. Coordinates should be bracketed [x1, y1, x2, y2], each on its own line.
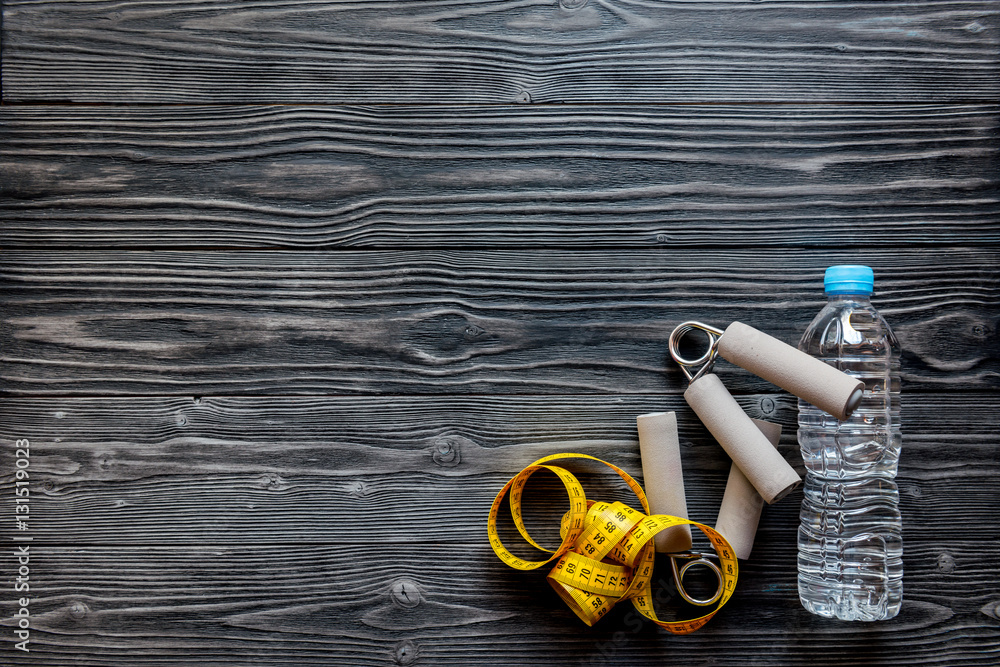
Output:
[0, 466, 990, 545]
[0, 393, 995, 544]
[1, 250, 997, 395]
[2, 1, 998, 103]
[1, 104, 998, 249]
[0, 542, 998, 666]
[0, 394, 993, 482]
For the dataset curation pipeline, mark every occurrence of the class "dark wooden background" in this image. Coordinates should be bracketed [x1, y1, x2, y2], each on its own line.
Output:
[1, 1, 999, 665]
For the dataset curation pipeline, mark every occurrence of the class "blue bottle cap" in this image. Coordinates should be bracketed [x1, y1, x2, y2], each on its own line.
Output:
[824, 265, 874, 295]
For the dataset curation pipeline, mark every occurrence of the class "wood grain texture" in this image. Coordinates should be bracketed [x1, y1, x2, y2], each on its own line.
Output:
[2, 0, 999, 662]
[1, 394, 997, 665]
[3, 466, 993, 544]
[2, 0, 998, 103]
[1, 104, 998, 249]
[1, 249, 996, 395]
[0, 393, 996, 544]
[0, 542, 998, 666]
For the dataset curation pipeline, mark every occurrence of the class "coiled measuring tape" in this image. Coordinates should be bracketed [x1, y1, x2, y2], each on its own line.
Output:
[487, 453, 737, 634]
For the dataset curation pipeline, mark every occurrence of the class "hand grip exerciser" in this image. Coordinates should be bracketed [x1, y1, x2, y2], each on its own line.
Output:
[637, 411, 726, 607]
[668, 319, 864, 504]
[671, 321, 864, 422]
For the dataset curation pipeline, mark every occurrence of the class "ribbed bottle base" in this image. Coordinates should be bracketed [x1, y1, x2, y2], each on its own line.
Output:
[798, 582, 902, 621]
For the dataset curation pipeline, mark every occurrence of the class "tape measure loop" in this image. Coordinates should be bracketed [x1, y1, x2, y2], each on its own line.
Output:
[489, 454, 738, 634]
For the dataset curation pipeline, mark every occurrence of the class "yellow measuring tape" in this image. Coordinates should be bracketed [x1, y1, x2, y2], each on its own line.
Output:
[487, 453, 737, 634]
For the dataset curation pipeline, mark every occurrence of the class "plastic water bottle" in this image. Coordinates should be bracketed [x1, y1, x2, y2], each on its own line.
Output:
[796, 265, 903, 621]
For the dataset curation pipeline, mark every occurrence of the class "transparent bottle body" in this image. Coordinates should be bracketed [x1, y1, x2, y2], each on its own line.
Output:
[797, 294, 903, 621]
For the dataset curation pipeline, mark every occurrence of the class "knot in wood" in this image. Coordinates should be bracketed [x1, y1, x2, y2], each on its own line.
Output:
[980, 600, 1000, 620]
[759, 397, 776, 415]
[393, 639, 418, 665]
[69, 601, 91, 620]
[560, 0, 587, 9]
[936, 552, 956, 574]
[390, 579, 422, 609]
[516, 90, 532, 104]
[463, 324, 485, 339]
[259, 473, 282, 490]
[432, 437, 462, 467]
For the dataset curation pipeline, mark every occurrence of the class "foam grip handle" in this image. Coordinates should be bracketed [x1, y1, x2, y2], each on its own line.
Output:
[636, 411, 693, 553]
[716, 321, 864, 421]
[684, 373, 801, 504]
[714, 419, 782, 560]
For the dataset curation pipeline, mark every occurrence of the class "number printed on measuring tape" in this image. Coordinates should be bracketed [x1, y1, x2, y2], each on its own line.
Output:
[487, 453, 738, 634]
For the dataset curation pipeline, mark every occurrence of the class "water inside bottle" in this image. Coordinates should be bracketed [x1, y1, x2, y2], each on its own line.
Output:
[797, 288, 903, 621]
